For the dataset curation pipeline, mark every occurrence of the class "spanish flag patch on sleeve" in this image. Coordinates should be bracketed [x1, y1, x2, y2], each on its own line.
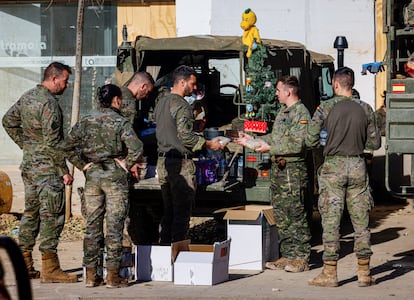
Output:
[300, 120, 308, 124]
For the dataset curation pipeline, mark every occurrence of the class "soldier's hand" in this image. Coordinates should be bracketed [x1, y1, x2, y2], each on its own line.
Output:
[82, 162, 94, 172]
[235, 132, 253, 146]
[206, 138, 224, 151]
[254, 140, 270, 153]
[130, 163, 140, 181]
[238, 132, 253, 139]
[114, 158, 129, 173]
[63, 174, 73, 185]
[235, 137, 248, 146]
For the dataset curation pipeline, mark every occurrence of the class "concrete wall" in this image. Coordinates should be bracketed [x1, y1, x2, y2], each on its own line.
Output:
[176, 0, 376, 108]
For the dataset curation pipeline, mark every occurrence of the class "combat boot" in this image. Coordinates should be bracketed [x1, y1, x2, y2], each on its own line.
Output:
[265, 257, 291, 270]
[85, 267, 104, 288]
[41, 253, 78, 283]
[106, 269, 128, 288]
[308, 260, 338, 287]
[22, 251, 40, 279]
[284, 259, 309, 273]
[357, 258, 376, 287]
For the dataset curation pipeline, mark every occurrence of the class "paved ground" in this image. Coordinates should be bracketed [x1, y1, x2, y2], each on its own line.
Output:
[1, 165, 414, 300]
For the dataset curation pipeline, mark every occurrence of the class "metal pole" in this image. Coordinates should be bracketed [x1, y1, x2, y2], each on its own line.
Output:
[65, 0, 85, 222]
[333, 36, 348, 69]
[337, 49, 344, 69]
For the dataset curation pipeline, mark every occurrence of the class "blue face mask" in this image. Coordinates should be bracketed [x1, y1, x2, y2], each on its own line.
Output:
[185, 89, 204, 105]
[184, 94, 197, 105]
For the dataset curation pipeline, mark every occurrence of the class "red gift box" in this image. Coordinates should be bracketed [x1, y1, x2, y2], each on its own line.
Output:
[244, 120, 267, 133]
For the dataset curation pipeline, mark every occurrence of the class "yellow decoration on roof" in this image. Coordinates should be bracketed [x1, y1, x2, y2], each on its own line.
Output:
[240, 8, 262, 58]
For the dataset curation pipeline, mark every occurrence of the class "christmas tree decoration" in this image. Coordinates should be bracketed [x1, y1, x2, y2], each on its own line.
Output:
[240, 8, 279, 125]
[244, 44, 278, 122]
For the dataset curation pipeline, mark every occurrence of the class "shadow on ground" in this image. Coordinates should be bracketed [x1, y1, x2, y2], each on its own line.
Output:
[309, 201, 409, 269]
[338, 249, 414, 286]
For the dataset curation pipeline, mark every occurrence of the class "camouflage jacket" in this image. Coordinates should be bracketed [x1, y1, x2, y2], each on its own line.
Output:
[260, 101, 311, 161]
[62, 107, 143, 171]
[120, 86, 136, 126]
[306, 96, 381, 152]
[375, 106, 386, 136]
[2, 84, 68, 176]
[154, 92, 205, 154]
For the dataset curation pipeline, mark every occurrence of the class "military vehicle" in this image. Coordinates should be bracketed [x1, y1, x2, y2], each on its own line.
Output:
[116, 30, 334, 244]
[383, 0, 414, 197]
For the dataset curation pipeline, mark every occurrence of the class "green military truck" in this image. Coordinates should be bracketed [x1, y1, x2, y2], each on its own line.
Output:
[116, 32, 334, 244]
[383, 0, 414, 197]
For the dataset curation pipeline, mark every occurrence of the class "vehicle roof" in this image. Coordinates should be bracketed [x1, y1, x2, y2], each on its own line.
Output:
[134, 35, 244, 52]
[308, 50, 335, 64]
[133, 35, 333, 65]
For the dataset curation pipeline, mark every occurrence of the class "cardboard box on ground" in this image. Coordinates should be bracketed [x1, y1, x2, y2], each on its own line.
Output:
[135, 239, 231, 285]
[135, 241, 185, 282]
[174, 239, 231, 285]
[216, 205, 279, 271]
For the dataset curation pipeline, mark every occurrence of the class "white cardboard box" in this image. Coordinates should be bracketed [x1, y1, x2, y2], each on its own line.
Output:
[174, 239, 231, 285]
[135, 240, 189, 282]
[220, 205, 279, 271]
[135, 245, 173, 281]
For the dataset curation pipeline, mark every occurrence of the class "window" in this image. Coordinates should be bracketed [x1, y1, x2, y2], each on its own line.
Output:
[0, 3, 118, 162]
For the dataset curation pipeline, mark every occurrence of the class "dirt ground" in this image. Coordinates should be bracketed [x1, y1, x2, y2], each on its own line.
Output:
[1, 165, 414, 299]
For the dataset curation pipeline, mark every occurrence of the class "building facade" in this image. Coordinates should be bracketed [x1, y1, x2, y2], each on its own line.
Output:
[0, 1, 175, 163]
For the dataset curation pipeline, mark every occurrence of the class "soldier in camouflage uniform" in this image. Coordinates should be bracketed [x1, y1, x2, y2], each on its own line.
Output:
[119, 71, 155, 241]
[307, 67, 381, 287]
[154, 65, 223, 244]
[62, 84, 143, 288]
[237, 75, 311, 273]
[2, 62, 77, 283]
[120, 71, 155, 126]
[375, 100, 386, 136]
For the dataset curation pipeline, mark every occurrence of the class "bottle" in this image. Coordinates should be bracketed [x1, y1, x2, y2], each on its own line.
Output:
[97, 246, 106, 279]
[97, 253, 103, 278]
[119, 246, 133, 280]
[205, 160, 217, 183]
[320, 128, 328, 146]
[196, 161, 204, 185]
[237, 155, 244, 178]
[217, 158, 226, 178]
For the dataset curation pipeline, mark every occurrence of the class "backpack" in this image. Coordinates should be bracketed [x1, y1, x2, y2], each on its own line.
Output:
[404, 0, 414, 27]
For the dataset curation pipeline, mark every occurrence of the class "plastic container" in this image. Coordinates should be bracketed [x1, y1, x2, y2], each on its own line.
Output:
[320, 128, 328, 146]
[237, 155, 244, 178]
[203, 128, 224, 140]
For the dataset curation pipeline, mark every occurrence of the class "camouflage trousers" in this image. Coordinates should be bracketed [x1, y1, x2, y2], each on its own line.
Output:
[83, 163, 129, 270]
[271, 160, 311, 260]
[318, 156, 374, 261]
[157, 157, 196, 243]
[19, 171, 65, 254]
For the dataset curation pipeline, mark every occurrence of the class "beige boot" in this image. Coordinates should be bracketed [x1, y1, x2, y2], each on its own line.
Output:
[357, 258, 376, 287]
[106, 269, 128, 288]
[22, 251, 40, 279]
[285, 259, 309, 273]
[265, 257, 291, 270]
[308, 261, 338, 287]
[85, 267, 104, 288]
[41, 253, 78, 283]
